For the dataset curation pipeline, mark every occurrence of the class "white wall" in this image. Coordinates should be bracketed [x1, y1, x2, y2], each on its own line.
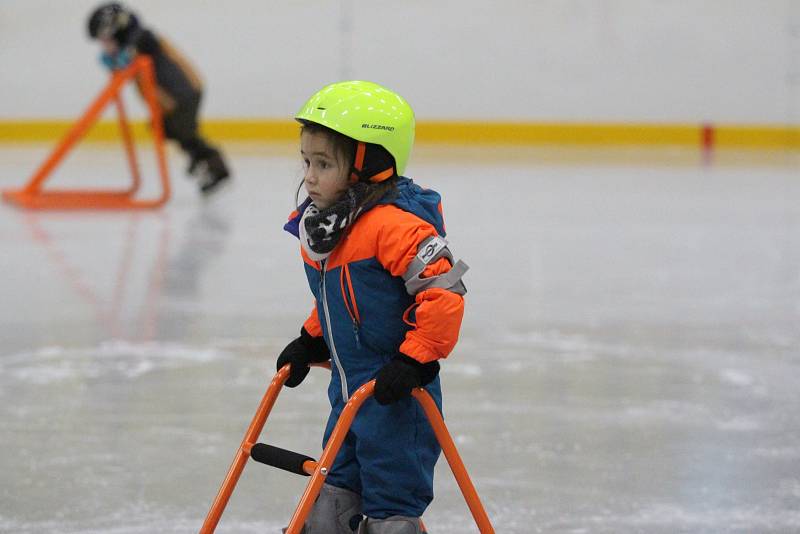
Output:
[1, 0, 798, 123]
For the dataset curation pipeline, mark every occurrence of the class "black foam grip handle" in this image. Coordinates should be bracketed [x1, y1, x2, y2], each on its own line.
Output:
[250, 443, 315, 476]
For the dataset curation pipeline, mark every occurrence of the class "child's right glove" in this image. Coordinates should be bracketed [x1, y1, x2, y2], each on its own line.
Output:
[374, 354, 440, 405]
[276, 327, 331, 387]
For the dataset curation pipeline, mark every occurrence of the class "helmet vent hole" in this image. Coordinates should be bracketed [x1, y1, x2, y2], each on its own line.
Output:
[317, 107, 327, 110]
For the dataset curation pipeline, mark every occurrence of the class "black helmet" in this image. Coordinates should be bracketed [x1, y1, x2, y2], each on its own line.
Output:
[87, 3, 139, 45]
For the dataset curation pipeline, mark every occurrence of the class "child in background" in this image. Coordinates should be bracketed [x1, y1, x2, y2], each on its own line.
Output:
[278, 81, 469, 533]
[87, 2, 230, 194]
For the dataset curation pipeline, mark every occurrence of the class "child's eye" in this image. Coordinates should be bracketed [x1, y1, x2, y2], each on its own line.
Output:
[302, 158, 310, 168]
[319, 161, 329, 169]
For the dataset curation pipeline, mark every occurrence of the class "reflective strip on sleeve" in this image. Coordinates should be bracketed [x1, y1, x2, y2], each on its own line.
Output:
[402, 235, 469, 296]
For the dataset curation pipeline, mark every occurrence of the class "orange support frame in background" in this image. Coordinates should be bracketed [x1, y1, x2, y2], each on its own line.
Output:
[200, 363, 495, 533]
[2, 56, 170, 210]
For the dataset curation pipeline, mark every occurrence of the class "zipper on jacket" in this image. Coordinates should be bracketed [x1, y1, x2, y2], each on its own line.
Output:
[340, 264, 362, 349]
[321, 260, 349, 402]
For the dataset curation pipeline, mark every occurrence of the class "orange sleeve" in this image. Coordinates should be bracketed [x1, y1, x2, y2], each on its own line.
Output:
[398, 258, 465, 363]
[375, 214, 465, 364]
[302, 303, 323, 337]
[375, 211, 438, 277]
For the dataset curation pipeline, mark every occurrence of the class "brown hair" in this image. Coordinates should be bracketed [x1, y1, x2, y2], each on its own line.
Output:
[300, 121, 356, 175]
[296, 122, 398, 210]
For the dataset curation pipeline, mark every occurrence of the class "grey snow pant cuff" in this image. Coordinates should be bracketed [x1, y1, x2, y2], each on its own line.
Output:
[356, 515, 425, 534]
[284, 483, 362, 534]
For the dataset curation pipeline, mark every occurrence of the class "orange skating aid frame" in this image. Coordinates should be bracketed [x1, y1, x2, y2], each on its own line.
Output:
[200, 363, 495, 533]
[2, 56, 170, 210]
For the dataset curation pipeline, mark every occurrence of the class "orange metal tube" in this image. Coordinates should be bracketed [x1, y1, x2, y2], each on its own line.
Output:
[22, 68, 131, 195]
[301, 459, 318, 476]
[412, 388, 495, 533]
[199, 362, 331, 534]
[3, 55, 171, 210]
[285, 384, 495, 534]
[284, 380, 376, 534]
[201, 365, 495, 534]
[136, 55, 171, 207]
[199, 365, 291, 534]
[113, 93, 141, 195]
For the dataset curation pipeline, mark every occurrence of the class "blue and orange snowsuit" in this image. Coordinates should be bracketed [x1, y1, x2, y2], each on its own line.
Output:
[284, 177, 465, 519]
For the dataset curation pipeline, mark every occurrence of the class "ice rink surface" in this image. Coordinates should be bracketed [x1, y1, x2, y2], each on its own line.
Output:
[1, 142, 799, 533]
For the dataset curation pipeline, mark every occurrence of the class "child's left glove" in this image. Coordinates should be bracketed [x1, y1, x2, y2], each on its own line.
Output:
[374, 354, 440, 405]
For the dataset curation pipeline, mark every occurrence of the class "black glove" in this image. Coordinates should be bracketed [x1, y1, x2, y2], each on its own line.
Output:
[276, 327, 331, 387]
[374, 354, 440, 405]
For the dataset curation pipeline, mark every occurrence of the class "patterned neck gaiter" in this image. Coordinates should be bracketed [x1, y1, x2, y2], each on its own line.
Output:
[299, 182, 375, 262]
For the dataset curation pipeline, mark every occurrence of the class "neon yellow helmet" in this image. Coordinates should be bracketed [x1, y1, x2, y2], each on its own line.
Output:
[295, 80, 415, 176]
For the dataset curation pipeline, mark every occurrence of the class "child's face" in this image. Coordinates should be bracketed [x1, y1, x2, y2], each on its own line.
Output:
[301, 130, 349, 209]
[99, 36, 119, 56]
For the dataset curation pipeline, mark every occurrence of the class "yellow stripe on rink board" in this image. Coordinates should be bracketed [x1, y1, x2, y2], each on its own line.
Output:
[0, 120, 152, 142]
[414, 122, 702, 146]
[202, 120, 299, 141]
[714, 125, 800, 149]
[0, 119, 798, 149]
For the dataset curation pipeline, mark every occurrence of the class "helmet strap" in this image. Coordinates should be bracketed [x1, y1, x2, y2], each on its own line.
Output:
[350, 142, 395, 184]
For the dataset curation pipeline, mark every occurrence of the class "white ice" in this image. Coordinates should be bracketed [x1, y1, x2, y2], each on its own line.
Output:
[1, 143, 799, 533]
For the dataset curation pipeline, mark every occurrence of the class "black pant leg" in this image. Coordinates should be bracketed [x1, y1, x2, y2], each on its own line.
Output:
[162, 93, 216, 161]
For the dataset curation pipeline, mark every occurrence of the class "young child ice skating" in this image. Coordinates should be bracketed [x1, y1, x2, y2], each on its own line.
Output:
[279, 81, 469, 533]
[87, 3, 230, 194]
